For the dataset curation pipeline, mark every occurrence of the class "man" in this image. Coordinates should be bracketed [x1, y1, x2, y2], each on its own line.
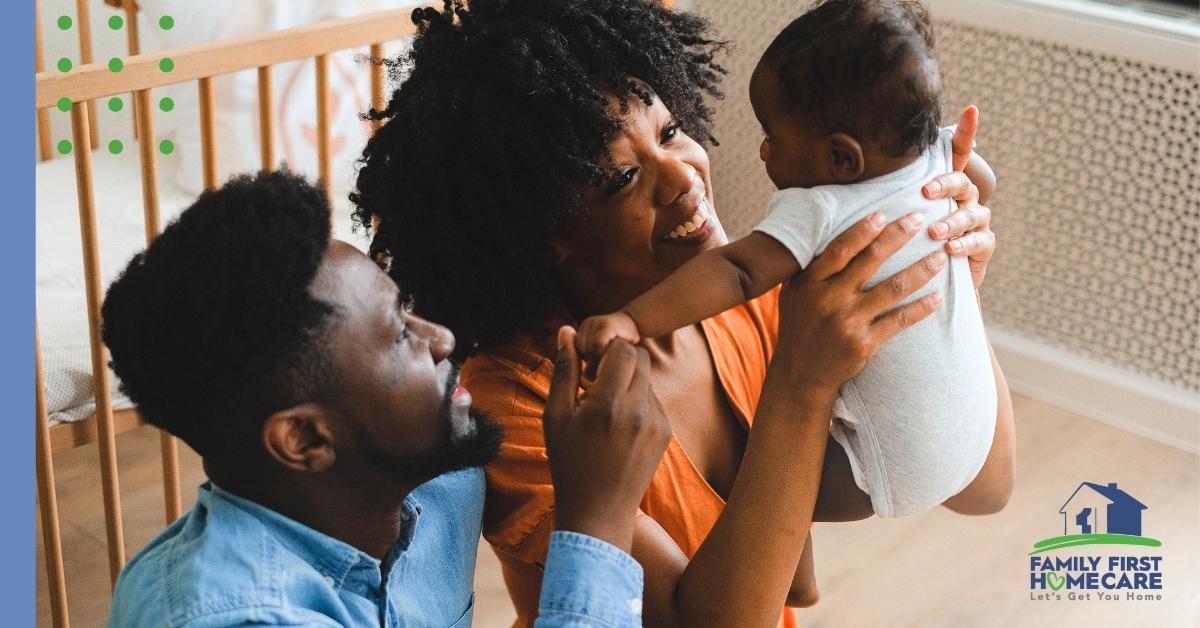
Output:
[102, 170, 671, 627]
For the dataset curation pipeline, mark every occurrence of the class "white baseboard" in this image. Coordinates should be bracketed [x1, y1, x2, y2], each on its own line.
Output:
[987, 325, 1200, 454]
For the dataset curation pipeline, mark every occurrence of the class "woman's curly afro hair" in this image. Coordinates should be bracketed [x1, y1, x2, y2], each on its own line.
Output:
[351, 0, 727, 356]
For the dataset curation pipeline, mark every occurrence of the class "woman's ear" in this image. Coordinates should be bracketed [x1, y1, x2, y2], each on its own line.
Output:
[827, 133, 865, 182]
[261, 403, 337, 473]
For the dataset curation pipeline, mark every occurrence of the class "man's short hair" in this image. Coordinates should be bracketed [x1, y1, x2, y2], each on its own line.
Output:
[102, 170, 336, 459]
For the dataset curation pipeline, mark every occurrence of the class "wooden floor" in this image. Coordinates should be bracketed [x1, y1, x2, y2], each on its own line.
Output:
[37, 394, 1198, 627]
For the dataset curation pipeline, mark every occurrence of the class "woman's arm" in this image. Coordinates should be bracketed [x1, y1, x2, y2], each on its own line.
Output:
[633, 211, 950, 628]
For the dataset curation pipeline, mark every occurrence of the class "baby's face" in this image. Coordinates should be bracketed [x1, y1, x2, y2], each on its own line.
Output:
[749, 67, 834, 190]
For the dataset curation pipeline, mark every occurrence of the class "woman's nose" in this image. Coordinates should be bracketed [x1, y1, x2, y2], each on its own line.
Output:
[655, 154, 698, 208]
[408, 315, 456, 363]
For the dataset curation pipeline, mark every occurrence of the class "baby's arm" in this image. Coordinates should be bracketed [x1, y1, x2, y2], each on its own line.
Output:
[626, 232, 801, 338]
[575, 233, 800, 360]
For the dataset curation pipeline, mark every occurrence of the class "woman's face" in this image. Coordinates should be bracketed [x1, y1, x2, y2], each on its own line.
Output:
[558, 92, 728, 311]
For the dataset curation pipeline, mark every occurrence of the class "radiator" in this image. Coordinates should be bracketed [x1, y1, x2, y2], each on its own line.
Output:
[693, 0, 1199, 451]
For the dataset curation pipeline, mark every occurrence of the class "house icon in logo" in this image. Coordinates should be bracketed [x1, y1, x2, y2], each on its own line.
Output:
[1059, 482, 1147, 537]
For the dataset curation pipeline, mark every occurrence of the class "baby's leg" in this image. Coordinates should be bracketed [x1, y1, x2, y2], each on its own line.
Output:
[814, 435, 874, 522]
[942, 393, 1015, 515]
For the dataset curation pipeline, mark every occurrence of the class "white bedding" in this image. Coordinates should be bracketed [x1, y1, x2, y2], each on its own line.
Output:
[37, 150, 368, 426]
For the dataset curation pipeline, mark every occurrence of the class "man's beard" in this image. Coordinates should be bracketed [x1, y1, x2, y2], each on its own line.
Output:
[359, 366, 504, 481]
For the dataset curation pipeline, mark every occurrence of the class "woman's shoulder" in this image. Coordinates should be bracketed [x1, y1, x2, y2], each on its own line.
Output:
[463, 335, 556, 413]
[701, 286, 781, 424]
[705, 285, 781, 355]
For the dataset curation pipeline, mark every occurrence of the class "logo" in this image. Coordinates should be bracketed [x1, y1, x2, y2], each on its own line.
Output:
[1029, 482, 1164, 602]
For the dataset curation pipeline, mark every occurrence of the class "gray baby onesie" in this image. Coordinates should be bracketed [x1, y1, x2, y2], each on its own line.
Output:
[755, 128, 997, 518]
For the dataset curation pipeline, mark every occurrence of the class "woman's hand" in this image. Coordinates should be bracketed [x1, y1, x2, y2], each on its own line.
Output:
[923, 106, 998, 290]
[922, 172, 996, 290]
[776, 212, 948, 395]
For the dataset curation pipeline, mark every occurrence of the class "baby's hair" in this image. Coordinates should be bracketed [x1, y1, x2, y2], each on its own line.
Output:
[758, 0, 942, 157]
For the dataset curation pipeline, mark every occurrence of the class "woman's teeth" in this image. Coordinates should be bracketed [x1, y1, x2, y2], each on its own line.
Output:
[666, 203, 709, 240]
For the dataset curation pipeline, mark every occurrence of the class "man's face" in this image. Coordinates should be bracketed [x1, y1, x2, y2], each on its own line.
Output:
[309, 241, 502, 482]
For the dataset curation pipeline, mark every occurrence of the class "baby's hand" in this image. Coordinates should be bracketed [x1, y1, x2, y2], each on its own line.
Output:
[576, 312, 641, 363]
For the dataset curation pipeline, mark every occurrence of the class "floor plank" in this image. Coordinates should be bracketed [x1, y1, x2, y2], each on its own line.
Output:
[37, 395, 1197, 626]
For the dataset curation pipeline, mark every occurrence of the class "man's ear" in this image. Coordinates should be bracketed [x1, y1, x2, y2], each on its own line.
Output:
[549, 238, 572, 265]
[261, 403, 337, 473]
[827, 133, 865, 182]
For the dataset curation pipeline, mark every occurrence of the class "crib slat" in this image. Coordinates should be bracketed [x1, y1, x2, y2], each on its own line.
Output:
[70, 103, 126, 585]
[36, 327, 71, 628]
[35, 0, 52, 161]
[198, 77, 218, 190]
[315, 54, 331, 201]
[74, 0, 99, 150]
[123, 0, 140, 140]
[133, 88, 184, 523]
[370, 43, 385, 132]
[159, 432, 183, 522]
[257, 66, 275, 171]
[135, 90, 160, 242]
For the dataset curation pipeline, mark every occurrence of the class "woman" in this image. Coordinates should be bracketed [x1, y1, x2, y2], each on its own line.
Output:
[351, 1, 1012, 626]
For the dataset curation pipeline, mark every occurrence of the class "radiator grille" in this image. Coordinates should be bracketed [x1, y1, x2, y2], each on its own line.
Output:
[695, 1, 1199, 391]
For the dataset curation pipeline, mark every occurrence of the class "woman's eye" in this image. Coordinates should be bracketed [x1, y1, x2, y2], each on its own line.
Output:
[607, 168, 638, 194]
[661, 122, 680, 143]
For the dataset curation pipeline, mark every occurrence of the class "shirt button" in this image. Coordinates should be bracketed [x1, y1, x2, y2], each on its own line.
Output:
[628, 597, 642, 616]
[324, 575, 336, 587]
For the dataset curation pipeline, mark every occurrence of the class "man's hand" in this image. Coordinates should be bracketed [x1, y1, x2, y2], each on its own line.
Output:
[575, 312, 641, 363]
[544, 326, 671, 553]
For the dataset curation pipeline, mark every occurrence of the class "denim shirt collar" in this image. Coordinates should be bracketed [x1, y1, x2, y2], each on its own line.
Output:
[203, 482, 422, 592]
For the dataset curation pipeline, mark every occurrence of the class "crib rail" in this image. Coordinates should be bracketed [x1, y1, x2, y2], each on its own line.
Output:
[35, 7, 411, 626]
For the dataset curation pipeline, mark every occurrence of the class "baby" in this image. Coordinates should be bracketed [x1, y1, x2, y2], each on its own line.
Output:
[579, 0, 1000, 519]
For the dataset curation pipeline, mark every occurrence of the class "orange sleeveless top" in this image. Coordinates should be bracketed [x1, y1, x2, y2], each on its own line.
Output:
[463, 287, 797, 628]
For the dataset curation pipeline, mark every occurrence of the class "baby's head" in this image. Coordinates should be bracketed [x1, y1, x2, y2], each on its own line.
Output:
[750, 0, 943, 189]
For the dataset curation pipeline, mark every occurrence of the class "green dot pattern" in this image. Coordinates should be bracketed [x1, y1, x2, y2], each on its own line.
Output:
[108, 98, 124, 113]
[56, 97, 72, 112]
[159, 58, 175, 73]
[108, 57, 124, 72]
[159, 15, 175, 30]
[159, 97, 175, 112]
[57, 58, 72, 72]
[57, 16, 72, 30]
[57, 140, 72, 155]
[108, 15, 123, 30]
[159, 140, 175, 155]
[108, 140, 124, 155]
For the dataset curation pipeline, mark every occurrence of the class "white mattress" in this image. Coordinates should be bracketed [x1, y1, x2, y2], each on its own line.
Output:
[37, 149, 368, 426]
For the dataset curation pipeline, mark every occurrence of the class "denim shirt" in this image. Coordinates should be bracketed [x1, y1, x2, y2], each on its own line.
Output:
[108, 469, 643, 627]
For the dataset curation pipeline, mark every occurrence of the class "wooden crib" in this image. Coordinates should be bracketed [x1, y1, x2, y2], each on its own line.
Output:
[34, 3, 417, 625]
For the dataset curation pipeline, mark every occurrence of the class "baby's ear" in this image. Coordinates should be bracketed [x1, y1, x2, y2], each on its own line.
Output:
[827, 133, 865, 182]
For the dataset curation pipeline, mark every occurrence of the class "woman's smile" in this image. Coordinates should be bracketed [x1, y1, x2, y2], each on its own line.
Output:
[660, 196, 715, 244]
